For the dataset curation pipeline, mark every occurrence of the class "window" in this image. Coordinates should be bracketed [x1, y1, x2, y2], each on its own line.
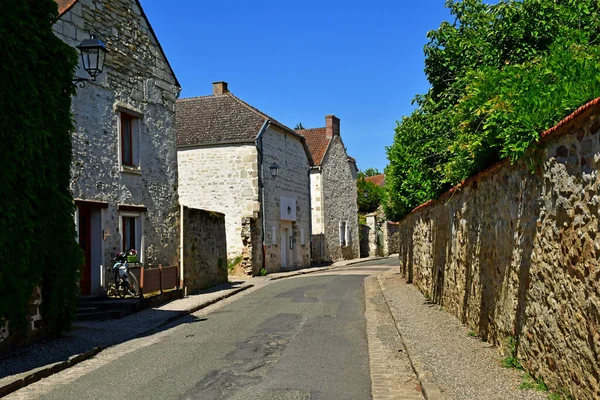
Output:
[122, 216, 137, 251]
[340, 221, 347, 247]
[120, 112, 140, 168]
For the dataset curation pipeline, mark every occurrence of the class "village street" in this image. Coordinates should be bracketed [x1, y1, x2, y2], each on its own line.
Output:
[5, 258, 548, 400]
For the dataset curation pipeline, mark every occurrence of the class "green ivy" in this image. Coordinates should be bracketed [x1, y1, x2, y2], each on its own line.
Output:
[386, 0, 600, 220]
[0, 0, 82, 339]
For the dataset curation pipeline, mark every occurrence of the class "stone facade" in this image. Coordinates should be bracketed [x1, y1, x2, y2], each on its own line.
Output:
[177, 144, 260, 257]
[54, 0, 180, 296]
[182, 207, 227, 293]
[261, 126, 312, 272]
[321, 136, 359, 260]
[396, 100, 600, 400]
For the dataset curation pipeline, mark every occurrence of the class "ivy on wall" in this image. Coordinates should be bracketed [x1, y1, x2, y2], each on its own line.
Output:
[0, 0, 82, 339]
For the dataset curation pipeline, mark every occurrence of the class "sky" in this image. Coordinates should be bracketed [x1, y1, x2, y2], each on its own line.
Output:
[140, 0, 454, 173]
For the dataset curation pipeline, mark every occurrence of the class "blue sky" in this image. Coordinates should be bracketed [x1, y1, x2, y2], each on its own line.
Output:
[141, 0, 454, 173]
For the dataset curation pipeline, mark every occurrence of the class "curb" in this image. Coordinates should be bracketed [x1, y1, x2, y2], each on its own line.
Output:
[376, 272, 446, 400]
[0, 283, 254, 398]
[0, 346, 103, 398]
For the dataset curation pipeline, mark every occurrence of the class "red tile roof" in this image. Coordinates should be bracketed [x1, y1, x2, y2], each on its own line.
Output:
[365, 174, 385, 187]
[56, 0, 77, 15]
[296, 128, 330, 166]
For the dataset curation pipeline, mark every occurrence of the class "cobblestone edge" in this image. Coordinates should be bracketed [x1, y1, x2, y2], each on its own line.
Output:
[376, 272, 446, 400]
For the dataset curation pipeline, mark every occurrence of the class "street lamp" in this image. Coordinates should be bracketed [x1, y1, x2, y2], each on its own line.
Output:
[73, 35, 109, 87]
[270, 162, 279, 178]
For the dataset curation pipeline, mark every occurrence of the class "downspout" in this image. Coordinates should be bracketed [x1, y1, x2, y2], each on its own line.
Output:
[255, 120, 270, 274]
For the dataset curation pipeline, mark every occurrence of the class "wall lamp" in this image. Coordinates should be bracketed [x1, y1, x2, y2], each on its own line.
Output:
[73, 35, 109, 88]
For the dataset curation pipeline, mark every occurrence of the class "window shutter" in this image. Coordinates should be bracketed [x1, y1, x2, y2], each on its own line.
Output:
[272, 226, 277, 245]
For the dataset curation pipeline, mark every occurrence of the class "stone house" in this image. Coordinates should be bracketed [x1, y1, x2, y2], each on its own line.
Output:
[54, 0, 181, 296]
[297, 116, 359, 262]
[361, 174, 399, 257]
[177, 82, 313, 274]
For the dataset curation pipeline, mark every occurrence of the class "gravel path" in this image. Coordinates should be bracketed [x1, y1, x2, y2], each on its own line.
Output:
[377, 270, 548, 400]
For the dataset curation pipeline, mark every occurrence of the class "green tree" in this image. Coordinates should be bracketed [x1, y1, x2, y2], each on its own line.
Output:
[357, 176, 384, 213]
[386, 0, 600, 220]
[0, 0, 82, 339]
[357, 167, 381, 178]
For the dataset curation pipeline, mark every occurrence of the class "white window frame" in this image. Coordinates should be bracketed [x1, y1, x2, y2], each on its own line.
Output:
[119, 211, 144, 262]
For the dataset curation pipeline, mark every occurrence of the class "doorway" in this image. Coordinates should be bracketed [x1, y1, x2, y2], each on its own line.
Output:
[78, 206, 92, 295]
[280, 221, 293, 269]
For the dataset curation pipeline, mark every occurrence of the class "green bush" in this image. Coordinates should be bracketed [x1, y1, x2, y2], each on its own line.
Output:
[0, 0, 82, 338]
[385, 0, 600, 220]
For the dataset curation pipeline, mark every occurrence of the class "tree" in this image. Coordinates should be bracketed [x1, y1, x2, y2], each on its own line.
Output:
[357, 177, 383, 214]
[358, 167, 381, 178]
[294, 123, 305, 130]
[386, 0, 600, 219]
[0, 0, 82, 339]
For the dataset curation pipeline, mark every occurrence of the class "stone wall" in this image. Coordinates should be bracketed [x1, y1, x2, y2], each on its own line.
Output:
[397, 101, 600, 399]
[177, 144, 260, 257]
[182, 207, 227, 292]
[262, 126, 312, 272]
[54, 0, 180, 294]
[322, 136, 359, 261]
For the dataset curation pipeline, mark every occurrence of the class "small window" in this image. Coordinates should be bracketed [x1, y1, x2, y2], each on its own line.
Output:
[120, 112, 140, 168]
[122, 216, 137, 251]
[340, 221, 347, 247]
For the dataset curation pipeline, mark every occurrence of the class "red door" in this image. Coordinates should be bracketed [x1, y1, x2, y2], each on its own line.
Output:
[78, 206, 92, 295]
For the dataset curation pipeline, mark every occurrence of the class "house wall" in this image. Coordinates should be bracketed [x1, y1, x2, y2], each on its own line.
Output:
[396, 104, 600, 400]
[262, 126, 311, 272]
[54, 0, 180, 294]
[310, 170, 324, 234]
[182, 207, 227, 292]
[177, 144, 260, 257]
[322, 136, 359, 260]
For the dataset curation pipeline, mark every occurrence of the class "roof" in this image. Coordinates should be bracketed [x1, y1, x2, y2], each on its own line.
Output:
[176, 92, 314, 164]
[55, 0, 180, 88]
[56, 0, 77, 14]
[348, 156, 357, 163]
[296, 128, 330, 166]
[365, 174, 385, 187]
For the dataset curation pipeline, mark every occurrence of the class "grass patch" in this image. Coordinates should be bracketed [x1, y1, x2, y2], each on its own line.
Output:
[467, 330, 477, 337]
[501, 336, 523, 370]
[260, 268, 268, 276]
[520, 373, 548, 391]
[227, 255, 243, 272]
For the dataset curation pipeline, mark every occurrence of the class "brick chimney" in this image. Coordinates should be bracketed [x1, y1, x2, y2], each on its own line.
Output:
[212, 81, 229, 95]
[325, 115, 340, 138]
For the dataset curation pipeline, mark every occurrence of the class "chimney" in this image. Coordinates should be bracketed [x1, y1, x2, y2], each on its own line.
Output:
[325, 115, 340, 138]
[212, 81, 229, 95]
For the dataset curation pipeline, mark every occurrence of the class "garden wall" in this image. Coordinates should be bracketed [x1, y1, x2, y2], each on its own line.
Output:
[182, 207, 228, 292]
[397, 99, 600, 399]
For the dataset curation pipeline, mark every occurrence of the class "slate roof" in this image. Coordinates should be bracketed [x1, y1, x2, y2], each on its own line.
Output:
[176, 93, 313, 164]
[365, 174, 385, 187]
[295, 128, 330, 166]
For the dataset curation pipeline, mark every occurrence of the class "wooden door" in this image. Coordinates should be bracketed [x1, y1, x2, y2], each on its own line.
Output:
[78, 206, 92, 295]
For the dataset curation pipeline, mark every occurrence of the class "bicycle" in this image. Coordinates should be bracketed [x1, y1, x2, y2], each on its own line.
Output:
[112, 249, 140, 298]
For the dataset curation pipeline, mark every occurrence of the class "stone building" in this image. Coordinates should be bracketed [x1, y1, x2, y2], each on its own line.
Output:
[53, 0, 181, 296]
[177, 82, 312, 274]
[297, 116, 359, 262]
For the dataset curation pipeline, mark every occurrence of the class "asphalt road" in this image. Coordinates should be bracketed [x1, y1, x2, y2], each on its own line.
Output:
[29, 261, 393, 400]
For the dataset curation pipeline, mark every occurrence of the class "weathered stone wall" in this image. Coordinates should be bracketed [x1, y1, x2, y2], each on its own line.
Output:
[177, 144, 260, 257]
[182, 207, 227, 292]
[397, 102, 600, 399]
[54, 0, 180, 292]
[384, 223, 400, 255]
[262, 126, 312, 272]
[322, 136, 359, 260]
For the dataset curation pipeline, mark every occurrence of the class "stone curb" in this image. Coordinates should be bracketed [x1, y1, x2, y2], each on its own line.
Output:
[0, 283, 254, 398]
[267, 255, 393, 282]
[376, 272, 446, 400]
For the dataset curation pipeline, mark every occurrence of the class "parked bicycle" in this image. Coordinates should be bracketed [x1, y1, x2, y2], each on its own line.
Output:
[112, 249, 140, 298]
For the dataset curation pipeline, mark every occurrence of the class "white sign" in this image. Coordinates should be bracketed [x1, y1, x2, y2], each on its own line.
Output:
[280, 197, 297, 221]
